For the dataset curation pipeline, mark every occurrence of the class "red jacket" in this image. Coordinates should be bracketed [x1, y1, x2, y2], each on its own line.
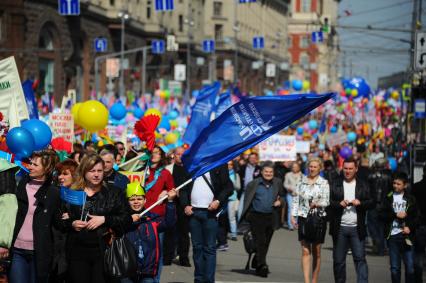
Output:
[144, 167, 175, 216]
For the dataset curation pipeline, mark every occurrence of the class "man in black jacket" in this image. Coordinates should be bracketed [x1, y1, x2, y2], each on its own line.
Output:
[413, 164, 426, 283]
[329, 157, 375, 283]
[180, 164, 233, 283]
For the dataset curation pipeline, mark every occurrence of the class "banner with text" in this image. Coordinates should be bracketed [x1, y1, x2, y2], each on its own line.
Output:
[120, 171, 145, 184]
[49, 113, 75, 142]
[259, 135, 296, 161]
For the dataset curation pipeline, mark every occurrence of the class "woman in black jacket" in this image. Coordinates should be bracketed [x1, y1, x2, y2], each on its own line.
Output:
[60, 153, 132, 283]
[9, 149, 60, 283]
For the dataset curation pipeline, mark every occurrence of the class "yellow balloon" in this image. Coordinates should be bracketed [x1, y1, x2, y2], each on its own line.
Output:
[391, 91, 399, 100]
[165, 133, 178, 145]
[144, 108, 162, 122]
[351, 89, 358, 97]
[71, 103, 82, 125]
[78, 100, 109, 132]
[155, 131, 162, 139]
[302, 80, 310, 90]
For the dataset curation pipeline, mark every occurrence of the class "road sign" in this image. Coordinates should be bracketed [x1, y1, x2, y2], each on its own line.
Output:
[266, 63, 276, 77]
[414, 31, 426, 70]
[94, 38, 107, 53]
[415, 99, 426, 119]
[155, 0, 174, 11]
[166, 35, 179, 51]
[311, 31, 323, 43]
[223, 60, 233, 81]
[253, 36, 264, 49]
[106, 58, 120, 78]
[174, 64, 186, 81]
[239, 0, 256, 3]
[202, 40, 215, 53]
[58, 0, 80, 16]
[152, 40, 165, 54]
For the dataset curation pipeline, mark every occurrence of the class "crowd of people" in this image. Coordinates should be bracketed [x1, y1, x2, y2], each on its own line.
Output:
[0, 137, 425, 283]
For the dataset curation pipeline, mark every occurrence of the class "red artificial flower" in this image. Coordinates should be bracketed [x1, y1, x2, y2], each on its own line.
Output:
[134, 114, 161, 151]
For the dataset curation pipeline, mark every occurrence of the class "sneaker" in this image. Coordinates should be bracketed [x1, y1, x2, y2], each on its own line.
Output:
[256, 265, 268, 278]
[347, 250, 352, 255]
[217, 244, 229, 251]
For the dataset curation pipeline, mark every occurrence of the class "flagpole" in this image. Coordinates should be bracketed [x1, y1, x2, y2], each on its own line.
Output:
[139, 178, 193, 217]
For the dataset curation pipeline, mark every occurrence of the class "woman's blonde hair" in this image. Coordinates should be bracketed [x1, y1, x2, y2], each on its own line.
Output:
[307, 157, 324, 170]
[71, 153, 104, 189]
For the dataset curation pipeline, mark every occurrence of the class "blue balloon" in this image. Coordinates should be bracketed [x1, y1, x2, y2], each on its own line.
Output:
[347, 132, 357, 142]
[169, 110, 179, 120]
[158, 116, 170, 131]
[319, 144, 325, 150]
[308, 120, 318, 130]
[388, 157, 397, 172]
[341, 77, 371, 98]
[292, 80, 303, 91]
[330, 126, 337, 133]
[339, 146, 353, 159]
[297, 127, 304, 135]
[21, 119, 52, 150]
[6, 127, 35, 159]
[110, 102, 127, 120]
[133, 108, 144, 119]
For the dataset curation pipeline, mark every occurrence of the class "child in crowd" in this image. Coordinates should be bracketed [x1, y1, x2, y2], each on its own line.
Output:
[123, 182, 176, 283]
[382, 172, 418, 283]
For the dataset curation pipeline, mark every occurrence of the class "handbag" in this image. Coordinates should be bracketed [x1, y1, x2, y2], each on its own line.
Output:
[104, 232, 138, 278]
[303, 208, 326, 243]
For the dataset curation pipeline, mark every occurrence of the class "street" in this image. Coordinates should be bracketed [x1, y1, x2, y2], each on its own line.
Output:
[162, 228, 396, 283]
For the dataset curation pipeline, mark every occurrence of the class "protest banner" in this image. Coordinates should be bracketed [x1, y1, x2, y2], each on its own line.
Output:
[296, 141, 310, 153]
[120, 171, 145, 183]
[326, 132, 347, 148]
[0, 56, 29, 128]
[49, 113, 75, 142]
[259, 135, 297, 161]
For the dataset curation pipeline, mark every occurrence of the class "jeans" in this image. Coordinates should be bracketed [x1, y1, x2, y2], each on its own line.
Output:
[333, 226, 368, 283]
[388, 233, 415, 283]
[286, 194, 293, 229]
[247, 212, 274, 268]
[367, 209, 386, 255]
[121, 276, 155, 283]
[414, 225, 426, 283]
[9, 248, 37, 283]
[189, 209, 218, 283]
[154, 232, 164, 283]
[227, 199, 239, 237]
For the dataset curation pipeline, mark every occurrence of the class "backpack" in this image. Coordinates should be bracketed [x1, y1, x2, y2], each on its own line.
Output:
[243, 230, 256, 270]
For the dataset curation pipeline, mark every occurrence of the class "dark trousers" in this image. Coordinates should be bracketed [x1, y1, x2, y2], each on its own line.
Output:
[388, 233, 415, 283]
[333, 226, 368, 283]
[414, 225, 426, 283]
[176, 203, 190, 261]
[189, 209, 218, 283]
[367, 209, 386, 255]
[217, 209, 229, 246]
[247, 212, 274, 268]
[67, 256, 105, 283]
[9, 248, 37, 283]
[163, 227, 176, 263]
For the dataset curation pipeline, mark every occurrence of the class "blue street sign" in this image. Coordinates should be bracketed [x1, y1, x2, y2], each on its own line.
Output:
[202, 40, 215, 53]
[152, 40, 165, 54]
[94, 38, 108, 52]
[58, 0, 80, 16]
[311, 31, 324, 43]
[415, 99, 426, 119]
[239, 0, 256, 3]
[253, 36, 264, 49]
[155, 0, 174, 11]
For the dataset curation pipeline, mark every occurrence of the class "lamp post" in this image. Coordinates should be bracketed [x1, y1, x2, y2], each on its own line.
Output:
[233, 0, 239, 84]
[118, 11, 129, 97]
[184, 16, 194, 101]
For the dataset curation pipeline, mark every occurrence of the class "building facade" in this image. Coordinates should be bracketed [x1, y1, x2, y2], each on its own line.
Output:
[0, 0, 290, 103]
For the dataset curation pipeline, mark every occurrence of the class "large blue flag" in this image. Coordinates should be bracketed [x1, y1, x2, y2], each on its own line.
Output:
[214, 90, 232, 117]
[60, 186, 86, 206]
[182, 93, 335, 177]
[183, 82, 221, 145]
[22, 80, 39, 119]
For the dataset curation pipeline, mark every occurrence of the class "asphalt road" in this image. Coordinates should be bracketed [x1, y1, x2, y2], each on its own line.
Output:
[161, 228, 401, 283]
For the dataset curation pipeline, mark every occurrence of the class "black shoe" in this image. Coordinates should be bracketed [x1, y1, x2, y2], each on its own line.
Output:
[251, 256, 257, 269]
[163, 259, 172, 266]
[179, 258, 191, 267]
[256, 265, 268, 278]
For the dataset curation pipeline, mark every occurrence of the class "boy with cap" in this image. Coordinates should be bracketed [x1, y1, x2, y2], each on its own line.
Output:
[123, 182, 177, 283]
[381, 172, 418, 283]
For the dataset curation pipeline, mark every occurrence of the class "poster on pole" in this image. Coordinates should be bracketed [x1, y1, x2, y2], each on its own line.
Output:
[120, 171, 145, 183]
[0, 56, 30, 129]
[326, 132, 347, 148]
[49, 113, 75, 143]
[259, 135, 296, 161]
[106, 58, 120, 78]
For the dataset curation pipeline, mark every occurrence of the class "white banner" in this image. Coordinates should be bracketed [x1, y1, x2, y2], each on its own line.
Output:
[0, 56, 29, 128]
[49, 113, 75, 143]
[259, 135, 296, 161]
[326, 132, 347, 148]
[296, 141, 310, 153]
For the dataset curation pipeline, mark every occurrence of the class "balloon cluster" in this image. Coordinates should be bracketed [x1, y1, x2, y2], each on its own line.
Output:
[6, 119, 52, 159]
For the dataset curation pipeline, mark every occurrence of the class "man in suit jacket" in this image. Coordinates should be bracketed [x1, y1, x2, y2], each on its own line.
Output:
[329, 157, 375, 283]
[240, 161, 284, 278]
[180, 164, 233, 283]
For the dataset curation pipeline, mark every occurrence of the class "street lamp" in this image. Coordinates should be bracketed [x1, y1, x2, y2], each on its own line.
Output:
[118, 11, 129, 97]
[184, 17, 194, 101]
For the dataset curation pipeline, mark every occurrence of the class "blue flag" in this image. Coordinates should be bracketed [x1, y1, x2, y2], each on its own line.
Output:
[22, 80, 39, 119]
[182, 93, 335, 177]
[60, 186, 86, 206]
[214, 90, 232, 117]
[183, 82, 221, 145]
[319, 111, 327, 134]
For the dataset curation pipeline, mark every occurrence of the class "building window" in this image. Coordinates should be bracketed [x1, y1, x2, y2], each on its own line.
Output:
[179, 15, 183, 32]
[300, 52, 310, 69]
[300, 35, 309, 48]
[301, 0, 312, 12]
[147, 1, 151, 19]
[215, 24, 223, 41]
[213, 1, 222, 16]
[39, 29, 54, 50]
[109, 0, 114, 6]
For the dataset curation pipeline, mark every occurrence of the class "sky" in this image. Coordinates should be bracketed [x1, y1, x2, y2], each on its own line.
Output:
[337, 0, 423, 88]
